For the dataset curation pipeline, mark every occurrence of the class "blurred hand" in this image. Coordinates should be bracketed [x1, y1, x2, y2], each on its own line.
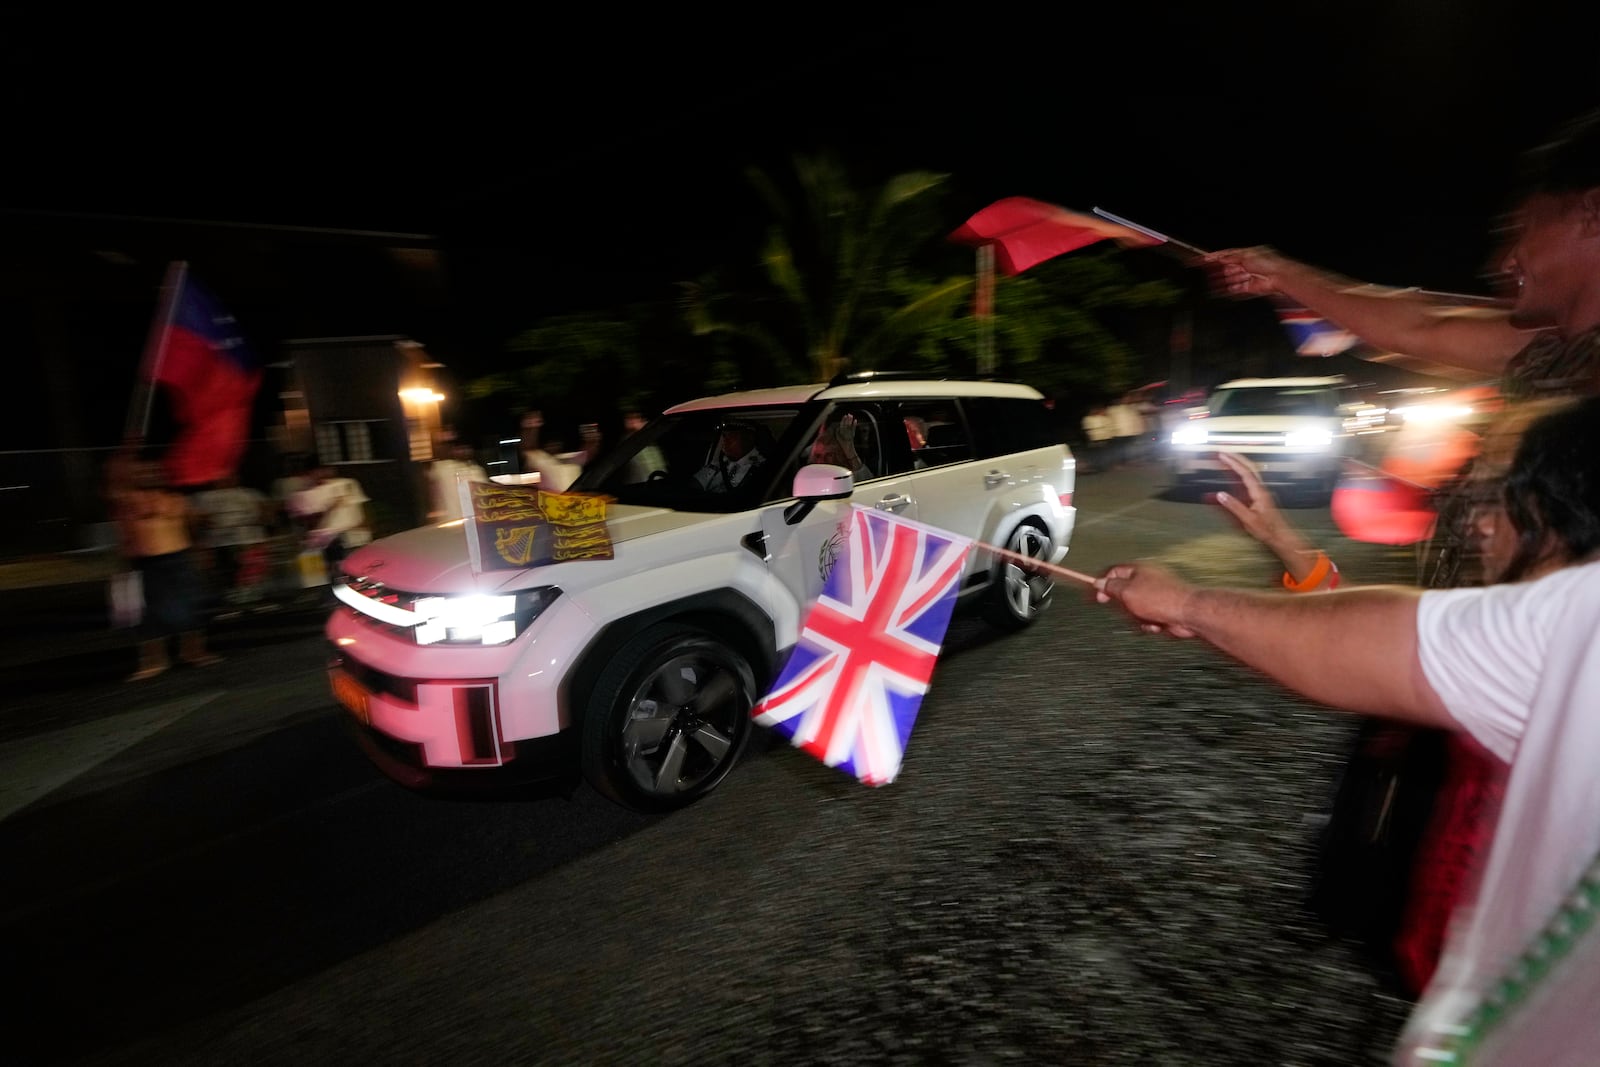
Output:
[1203, 246, 1292, 300]
[1094, 561, 1198, 638]
[1213, 452, 1306, 558]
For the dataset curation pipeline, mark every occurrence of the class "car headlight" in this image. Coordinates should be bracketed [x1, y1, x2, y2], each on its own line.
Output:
[1170, 426, 1208, 446]
[1283, 427, 1334, 451]
[412, 588, 561, 646]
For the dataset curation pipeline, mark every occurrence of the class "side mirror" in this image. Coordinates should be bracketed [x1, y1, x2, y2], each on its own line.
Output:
[783, 463, 854, 525]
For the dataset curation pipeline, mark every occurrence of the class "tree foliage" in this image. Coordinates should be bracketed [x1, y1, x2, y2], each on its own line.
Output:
[478, 153, 1185, 435]
[683, 153, 971, 382]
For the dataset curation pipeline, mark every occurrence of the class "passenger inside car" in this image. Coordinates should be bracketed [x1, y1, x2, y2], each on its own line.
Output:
[809, 411, 876, 480]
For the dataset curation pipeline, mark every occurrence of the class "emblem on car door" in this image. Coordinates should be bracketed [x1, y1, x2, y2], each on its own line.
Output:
[818, 520, 849, 583]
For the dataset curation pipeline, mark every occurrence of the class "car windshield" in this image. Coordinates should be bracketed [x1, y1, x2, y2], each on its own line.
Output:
[570, 406, 805, 511]
[1209, 386, 1337, 418]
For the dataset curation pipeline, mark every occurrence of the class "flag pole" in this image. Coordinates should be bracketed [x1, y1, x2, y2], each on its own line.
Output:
[1091, 208, 1210, 257]
[125, 260, 188, 445]
[976, 540, 1098, 587]
[975, 244, 996, 376]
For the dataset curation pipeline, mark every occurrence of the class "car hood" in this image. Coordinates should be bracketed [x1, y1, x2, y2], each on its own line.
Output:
[340, 504, 722, 594]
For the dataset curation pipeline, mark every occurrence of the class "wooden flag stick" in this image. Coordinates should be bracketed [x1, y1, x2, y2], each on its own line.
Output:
[1091, 208, 1211, 258]
[977, 541, 1099, 587]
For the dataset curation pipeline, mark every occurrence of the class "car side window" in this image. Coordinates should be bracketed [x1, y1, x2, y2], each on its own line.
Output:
[889, 399, 969, 471]
[795, 404, 884, 482]
[963, 396, 1060, 458]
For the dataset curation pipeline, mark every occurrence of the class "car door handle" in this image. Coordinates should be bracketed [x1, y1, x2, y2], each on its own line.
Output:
[875, 493, 913, 512]
[983, 470, 1008, 487]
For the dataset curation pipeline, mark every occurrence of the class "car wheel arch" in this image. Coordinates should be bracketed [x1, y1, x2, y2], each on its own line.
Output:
[560, 588, 778, 731]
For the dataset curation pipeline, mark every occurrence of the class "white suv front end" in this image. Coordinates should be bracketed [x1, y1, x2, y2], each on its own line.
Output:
[1168, 376, 1350, 499]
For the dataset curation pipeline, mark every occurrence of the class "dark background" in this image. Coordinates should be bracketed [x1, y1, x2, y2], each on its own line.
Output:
[4, 7, 1599, 445]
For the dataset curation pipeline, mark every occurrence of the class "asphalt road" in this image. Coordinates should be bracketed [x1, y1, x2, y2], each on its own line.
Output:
[2, 462, 1427, 1066]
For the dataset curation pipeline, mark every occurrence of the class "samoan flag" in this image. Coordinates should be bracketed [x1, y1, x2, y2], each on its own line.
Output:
[1275, 302, 1359, 357]
[146, 265, 263, 487]
[948, 197, 1163, 275]
[752, 505, 973, 786]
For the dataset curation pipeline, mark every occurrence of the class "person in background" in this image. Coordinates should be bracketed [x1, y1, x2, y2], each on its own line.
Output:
[518, 409, 545, 480]
[1080, 404, 1114, 474]
[292, 465, 370, 579]
[1094, 394, 1600, 1065]
[429, 440, 487, 521]
[621, 409, 667, 483]
[108, 454, 220, 681]
[524, 436, 583, 492]
[192, 472, 271, 613]
[1105, 392, 1146, 468]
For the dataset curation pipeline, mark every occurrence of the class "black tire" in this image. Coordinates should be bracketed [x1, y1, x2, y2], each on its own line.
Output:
[580, 622, 757, 812]
[982, 519, 1055, 631]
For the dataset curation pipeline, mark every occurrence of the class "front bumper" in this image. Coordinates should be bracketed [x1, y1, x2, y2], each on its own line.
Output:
[1170, 449, 1339, 485]
[328, 642, 579, 790]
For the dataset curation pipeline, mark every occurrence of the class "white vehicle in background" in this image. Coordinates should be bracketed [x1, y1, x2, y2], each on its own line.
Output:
[325, 372, 1077, 812]
[1167, 375, 1352, 502]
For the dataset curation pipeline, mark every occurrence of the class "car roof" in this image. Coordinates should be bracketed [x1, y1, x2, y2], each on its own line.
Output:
[1215, 376, 1348, 389]
[665, 384, 827, 413]
[664, 377, 1045, 414]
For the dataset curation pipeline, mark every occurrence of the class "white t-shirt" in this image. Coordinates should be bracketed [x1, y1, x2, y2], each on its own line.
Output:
[1399, 557, 1600, 1065]
[193, 486, 268, 547]
[430, 459, 486, 520]
[1107, 403, 1145, 438]
[294, 477, 371, 547]
[1081, 412, 1113, 443]
[524, 449, 582, 493]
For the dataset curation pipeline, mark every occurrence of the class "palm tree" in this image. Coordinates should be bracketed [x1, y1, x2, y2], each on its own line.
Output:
[682, 153, 972, 383]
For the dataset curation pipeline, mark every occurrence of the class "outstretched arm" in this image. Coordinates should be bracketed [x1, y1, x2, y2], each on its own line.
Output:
[1207, 247, 1532, 377]
[1213, 452, 1335, 589]
[1095, 560, 1453, 728]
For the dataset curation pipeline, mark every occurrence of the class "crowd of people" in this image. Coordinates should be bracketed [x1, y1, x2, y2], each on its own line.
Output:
[1093, 104, 1600, 1064]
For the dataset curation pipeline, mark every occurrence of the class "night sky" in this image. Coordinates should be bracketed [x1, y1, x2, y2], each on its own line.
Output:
[5, 8, 1599, 428]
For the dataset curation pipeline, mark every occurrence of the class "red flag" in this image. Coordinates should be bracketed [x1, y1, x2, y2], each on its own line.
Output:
[949, 197, 1163, 275]
[141, 264, 263, 486]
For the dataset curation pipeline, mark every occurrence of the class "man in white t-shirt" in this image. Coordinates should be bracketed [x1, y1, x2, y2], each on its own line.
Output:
[291, 466, 370, 575]
[1095, 395, 1600, 1065]
[429, 442, 487, 521]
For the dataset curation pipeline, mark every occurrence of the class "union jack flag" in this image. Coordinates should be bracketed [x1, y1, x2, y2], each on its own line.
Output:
[752, 506, 973, 786]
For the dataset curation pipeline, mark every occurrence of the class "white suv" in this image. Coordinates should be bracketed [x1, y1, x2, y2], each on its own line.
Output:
[1167, 375, 1351, 500]
[326, 373, 1077, 811]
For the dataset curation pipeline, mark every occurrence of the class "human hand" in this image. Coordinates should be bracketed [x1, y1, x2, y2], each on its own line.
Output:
[1212, 451, 1309, 563]
[1202, 246, 1292, 300]
[1094, 560, 1198, 638]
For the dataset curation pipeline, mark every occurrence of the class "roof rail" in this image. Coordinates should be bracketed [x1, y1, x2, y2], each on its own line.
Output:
[826, 369, 1002, 388]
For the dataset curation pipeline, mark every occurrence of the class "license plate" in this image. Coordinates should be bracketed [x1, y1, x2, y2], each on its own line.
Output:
[331, 670, 371, 725]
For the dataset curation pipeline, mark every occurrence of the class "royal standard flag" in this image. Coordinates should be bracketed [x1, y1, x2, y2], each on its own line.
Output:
[464, 481, 613, 572]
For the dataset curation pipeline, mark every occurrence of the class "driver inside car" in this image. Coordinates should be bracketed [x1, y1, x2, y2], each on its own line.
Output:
[693, 423, 766, 493]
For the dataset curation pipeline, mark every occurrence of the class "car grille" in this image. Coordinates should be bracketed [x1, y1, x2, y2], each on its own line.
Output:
[1206, 431, 1297, 447]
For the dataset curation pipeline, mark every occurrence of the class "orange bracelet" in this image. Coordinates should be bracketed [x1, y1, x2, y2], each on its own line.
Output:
[1282, 550, 1337, 592]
